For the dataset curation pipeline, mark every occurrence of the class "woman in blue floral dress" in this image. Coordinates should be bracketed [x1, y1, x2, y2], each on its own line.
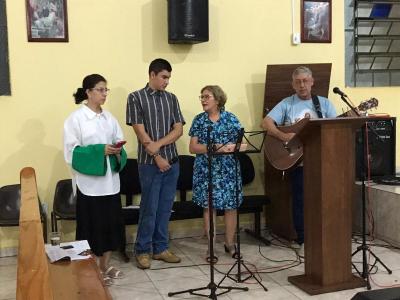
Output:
[189, 85, 243, 260]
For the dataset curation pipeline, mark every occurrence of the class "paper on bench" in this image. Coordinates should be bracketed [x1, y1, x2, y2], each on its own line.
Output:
[45, 240, 91, 263]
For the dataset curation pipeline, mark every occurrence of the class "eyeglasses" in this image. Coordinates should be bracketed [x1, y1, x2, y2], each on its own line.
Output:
[91, 87, 110, 93]
[199, 94, 213, 101]
[293, 79, 312, 86]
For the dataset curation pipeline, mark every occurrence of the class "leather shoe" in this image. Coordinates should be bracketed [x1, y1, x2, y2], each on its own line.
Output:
[153, 250, 181, 263]
[136, 253, 151, 269]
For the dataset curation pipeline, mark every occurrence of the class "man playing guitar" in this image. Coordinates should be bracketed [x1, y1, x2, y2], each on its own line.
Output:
[261, 66, 337, 248]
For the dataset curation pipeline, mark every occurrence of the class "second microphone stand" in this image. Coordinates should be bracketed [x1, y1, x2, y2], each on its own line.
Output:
[217, 129, 268, 291]
[351, 123, 392, 289]
[336, 92, 392, 289]
[168, 127, 247, 299]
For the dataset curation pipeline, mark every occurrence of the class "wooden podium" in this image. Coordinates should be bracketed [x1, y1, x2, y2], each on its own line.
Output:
[287, 117, 368, 295]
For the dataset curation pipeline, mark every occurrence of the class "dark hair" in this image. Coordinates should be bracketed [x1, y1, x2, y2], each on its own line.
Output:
[148, 58, 172, 75]
[201, 85, 227, 110]
[73, 74, 107, 104]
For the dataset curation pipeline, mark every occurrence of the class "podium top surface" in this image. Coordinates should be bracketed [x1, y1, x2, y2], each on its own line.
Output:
[298, 116, 386, 130]
[308, 116, 378, 124]
[294, 117, 383, 142]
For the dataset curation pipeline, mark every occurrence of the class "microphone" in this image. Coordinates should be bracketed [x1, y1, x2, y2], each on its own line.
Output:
[207, 126, 213, 152]
[333, 87, 347, 97]
[207, 125, 213, 139]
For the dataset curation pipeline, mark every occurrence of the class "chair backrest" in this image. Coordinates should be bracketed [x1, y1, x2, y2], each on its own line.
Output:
[238, 153, 255, 185]
[177, 155, 195, 201]
[53, 179, 76, 218]
[119, 158, 141, 206]
[0, 184, 21, 225]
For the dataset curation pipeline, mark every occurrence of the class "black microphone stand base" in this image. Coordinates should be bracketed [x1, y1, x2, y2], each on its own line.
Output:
[351, 243, 392, 290]
[168, 282, 248, 299]
[217, 256, 268, 291]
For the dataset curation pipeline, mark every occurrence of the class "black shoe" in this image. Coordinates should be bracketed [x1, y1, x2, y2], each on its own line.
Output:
[224, 244, 238, 258]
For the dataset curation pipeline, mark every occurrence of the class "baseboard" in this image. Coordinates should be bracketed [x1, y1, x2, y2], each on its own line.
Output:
[0, 247, 17, 258]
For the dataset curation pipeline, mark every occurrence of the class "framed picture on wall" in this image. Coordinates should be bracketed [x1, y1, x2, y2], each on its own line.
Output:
[25, 0, 68, 42]
[301, 0, 331, 43]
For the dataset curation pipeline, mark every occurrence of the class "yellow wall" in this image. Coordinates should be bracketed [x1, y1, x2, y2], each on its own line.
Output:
[1, 0, 399, 250]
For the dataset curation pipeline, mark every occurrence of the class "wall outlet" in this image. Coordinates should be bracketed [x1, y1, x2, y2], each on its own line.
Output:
[292, 33, 301, 45]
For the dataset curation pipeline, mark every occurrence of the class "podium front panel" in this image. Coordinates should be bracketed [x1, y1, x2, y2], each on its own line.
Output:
[289, 118, 368, 294]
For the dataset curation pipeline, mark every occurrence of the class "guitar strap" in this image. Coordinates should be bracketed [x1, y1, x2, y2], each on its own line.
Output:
[312, 94, 323, 118]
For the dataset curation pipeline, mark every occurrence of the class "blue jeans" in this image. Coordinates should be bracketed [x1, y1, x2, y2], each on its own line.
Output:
[135, 163, 179, 255]
[290, 166, 304, 245]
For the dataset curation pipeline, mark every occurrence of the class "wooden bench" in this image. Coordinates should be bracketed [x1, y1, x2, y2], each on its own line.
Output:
[17, 167, 111, 300]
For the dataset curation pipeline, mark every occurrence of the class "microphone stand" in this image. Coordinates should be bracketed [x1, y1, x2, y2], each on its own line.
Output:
[332, 93, 392, 290]
[336, 92, 392, 289]
[338, 93, 360, 117]
[217, 129, 268, 291]
[351, 123, 392, 290]
[168, 126, 247, 299]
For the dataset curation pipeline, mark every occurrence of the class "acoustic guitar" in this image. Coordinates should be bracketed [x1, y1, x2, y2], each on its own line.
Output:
[264, 98, 379, 171]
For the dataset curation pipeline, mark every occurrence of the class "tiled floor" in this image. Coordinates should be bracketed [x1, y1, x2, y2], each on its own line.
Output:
[2, 233, 400, 300]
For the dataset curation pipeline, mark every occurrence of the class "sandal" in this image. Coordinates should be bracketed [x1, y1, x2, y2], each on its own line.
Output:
[224, 244, 239, 259]
[101, 273, 114, 286]
[104, 266, 125, 279]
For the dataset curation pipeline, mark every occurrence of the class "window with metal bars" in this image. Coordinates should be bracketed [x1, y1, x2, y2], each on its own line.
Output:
[345, 0, 400, 87]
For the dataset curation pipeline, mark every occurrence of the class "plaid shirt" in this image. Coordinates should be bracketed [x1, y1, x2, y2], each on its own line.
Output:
[126, 84, 185, 164]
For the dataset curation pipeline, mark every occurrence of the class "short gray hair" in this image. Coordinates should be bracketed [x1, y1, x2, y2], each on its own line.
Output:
[292, 66, 313, 78]
[201, 85, 227, 110]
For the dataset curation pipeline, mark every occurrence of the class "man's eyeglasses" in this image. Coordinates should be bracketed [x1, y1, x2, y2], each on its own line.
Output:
[293, 79, 312, 86]
[199, 94, 212, 101]
[91, 88, 110, 93]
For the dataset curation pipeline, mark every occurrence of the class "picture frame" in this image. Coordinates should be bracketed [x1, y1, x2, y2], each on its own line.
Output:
[25, 0, 68, 42]
[301, 0, 331, 43]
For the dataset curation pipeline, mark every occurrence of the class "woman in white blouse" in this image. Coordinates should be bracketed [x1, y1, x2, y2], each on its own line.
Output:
[64, 74, 127, 285]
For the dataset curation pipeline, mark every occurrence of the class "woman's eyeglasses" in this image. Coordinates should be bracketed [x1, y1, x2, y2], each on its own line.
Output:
[91, 88, 110, 93]
[199, 94, 212, 101]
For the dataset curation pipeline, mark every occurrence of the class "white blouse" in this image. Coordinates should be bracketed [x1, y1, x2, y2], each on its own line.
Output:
[63, 104, 124, 196]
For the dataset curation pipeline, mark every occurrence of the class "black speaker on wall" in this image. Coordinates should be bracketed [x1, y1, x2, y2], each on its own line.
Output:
[355, 117, 396, 179]
[168, 0, 209, 44]
[351, 287, 400, 300]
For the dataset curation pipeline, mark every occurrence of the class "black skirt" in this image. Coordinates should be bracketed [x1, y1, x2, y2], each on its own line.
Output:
[76, 188, 124, 257]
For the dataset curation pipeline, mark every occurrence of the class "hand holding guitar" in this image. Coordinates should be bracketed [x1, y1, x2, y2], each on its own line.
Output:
[281, 132, 296, 143]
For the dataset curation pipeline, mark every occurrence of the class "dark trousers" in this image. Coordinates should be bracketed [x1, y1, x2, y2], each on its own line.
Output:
[290, 166, 304, 245]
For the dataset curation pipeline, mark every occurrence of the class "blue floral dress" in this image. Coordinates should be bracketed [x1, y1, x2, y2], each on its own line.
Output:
[189, 111, 243, 210]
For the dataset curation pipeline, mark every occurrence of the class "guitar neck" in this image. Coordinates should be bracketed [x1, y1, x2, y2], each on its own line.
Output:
[338, 109, 359, 118]
[338, 98, 378, 117]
